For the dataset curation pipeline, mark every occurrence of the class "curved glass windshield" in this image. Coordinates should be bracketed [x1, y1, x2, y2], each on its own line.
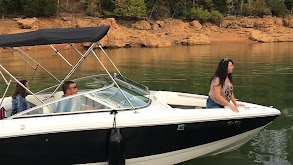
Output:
[20, 74, 150, 116]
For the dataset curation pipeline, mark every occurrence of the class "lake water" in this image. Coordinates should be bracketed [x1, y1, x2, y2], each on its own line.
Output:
[0, 42, 292, 165]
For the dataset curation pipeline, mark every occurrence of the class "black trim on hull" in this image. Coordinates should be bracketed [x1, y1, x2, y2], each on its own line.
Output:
[0, 115, 278, 164]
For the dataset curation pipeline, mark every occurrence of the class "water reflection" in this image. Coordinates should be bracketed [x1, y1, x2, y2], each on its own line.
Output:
[178, 151, 256, 165]
[1, 42, 293, 165]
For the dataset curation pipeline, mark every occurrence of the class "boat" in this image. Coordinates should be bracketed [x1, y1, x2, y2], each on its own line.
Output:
[0, 26, 280, 165]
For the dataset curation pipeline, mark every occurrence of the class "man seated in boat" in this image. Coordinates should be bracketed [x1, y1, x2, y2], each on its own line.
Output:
[56, 81, 94, 112]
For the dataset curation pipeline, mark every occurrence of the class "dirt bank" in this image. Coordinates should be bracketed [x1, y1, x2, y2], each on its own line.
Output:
[1, 15, 293, 50]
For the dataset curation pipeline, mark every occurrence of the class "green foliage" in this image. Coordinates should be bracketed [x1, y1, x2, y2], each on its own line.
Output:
[213, 0, 228, 13]
[79, 0, 101, 17]
[105, 0, 147, 18]
[21, 0, 57, 16]
[1, 0, 292, 22]
[0, 0, 21, 13]
[189, 7, 211, 22]
[210, 9, 224, 23]
[147, 0, 171, 19]
[183, 7, 223, 23]
[254, 0, 267, 16]
[284, 0, 293, 11]
[266, 0, 289, 17]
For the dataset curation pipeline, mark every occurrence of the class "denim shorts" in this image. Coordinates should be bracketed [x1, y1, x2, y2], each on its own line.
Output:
[206, 96, 224, 108]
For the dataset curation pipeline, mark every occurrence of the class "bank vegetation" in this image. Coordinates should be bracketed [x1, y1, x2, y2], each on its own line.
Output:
[1, 0, 293, 22]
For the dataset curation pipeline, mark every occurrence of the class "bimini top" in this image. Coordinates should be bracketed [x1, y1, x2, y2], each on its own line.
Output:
[0, 26, 110, 47]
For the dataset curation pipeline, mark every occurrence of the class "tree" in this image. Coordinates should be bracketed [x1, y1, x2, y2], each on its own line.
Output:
[105, 0, 147, 18]
[145, 0, 171, 19]
[21, 0, 57, 16]
[213, 0, 227, 13]
[182, 6, 223, 23]
[79, 0, 102, 16]
[266, 0, 289, 17]
[254, 0, 267, 16]
[0, 0, 22, 18]
[284, 0, 293, 13]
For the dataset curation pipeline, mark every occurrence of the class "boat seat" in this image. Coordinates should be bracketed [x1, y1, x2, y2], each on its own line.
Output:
[153, 91, 207, 108]
[42, 103, 57, 114]
[42, 92, 63, 114]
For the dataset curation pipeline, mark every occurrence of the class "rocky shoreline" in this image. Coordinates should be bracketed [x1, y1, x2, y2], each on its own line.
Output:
[1, 15, 293, 49]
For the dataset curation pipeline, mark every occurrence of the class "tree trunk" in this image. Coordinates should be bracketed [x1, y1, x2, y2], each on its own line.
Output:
[57, 0, 60, 13]
[66, 0, 69, 10]
[149, 1, 157, 19]
[240, 0, 243, 15]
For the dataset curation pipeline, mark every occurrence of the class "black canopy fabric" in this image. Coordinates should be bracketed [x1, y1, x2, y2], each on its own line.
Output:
[0, 26, 110, 47]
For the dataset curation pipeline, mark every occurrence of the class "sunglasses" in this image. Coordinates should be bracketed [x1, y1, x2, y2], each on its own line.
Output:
[223, 58, 229, 62]
[69, 86, 77, 89]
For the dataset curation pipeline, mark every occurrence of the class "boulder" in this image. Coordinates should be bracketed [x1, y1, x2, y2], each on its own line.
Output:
[220, 20, 241, 29]
[132, 20, 151, 30]
[181, 33, 210, 45]
[250, 30, 274, 42]
[99, 18, 121, 30]
[140, 31, 171, 47]
[17, 18, 38, 29]
[153, 21, 165, 30]
[190, 20, 202, 30]
[76, 19, 95, 27]
[241, 18, 255, 28]
[98, 29, 129, 48]
[288, 19, 293, 28]
[273, 17, 283, 26]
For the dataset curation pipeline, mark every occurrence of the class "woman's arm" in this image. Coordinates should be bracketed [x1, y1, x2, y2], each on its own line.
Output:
[213, 86, 239, 112]
[231, 93, 245, 107]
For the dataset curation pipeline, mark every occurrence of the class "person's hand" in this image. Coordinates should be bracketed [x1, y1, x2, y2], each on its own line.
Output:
[236, 103, 245, 107]
[229, 104, 239, 113]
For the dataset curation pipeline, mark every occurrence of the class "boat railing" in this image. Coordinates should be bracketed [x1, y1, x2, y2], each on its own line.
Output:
[0, 26, 148, 113]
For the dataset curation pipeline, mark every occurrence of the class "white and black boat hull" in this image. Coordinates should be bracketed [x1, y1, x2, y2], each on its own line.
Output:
[0, 114, 278, 165]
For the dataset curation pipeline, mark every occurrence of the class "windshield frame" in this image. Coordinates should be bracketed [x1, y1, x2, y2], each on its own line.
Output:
[8, 74, 151, 119]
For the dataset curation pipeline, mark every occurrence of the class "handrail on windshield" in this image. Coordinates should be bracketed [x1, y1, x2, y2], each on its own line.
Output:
[45, 41, 100, 100]
[1, 39, 146, 113]
[91, 49, 137, 112]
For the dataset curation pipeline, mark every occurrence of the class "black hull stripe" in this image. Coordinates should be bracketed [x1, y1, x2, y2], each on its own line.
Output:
[0, 115, 278, 164]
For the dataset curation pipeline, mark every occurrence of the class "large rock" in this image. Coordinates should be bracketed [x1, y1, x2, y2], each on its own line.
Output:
[190, 20, 202, 30]
[250, 30, 274, 42]
[159, 19, 210, 45]
[76, 18, 96, 27]
[241, 17, 255, 28]
[221, 16, 283, 29]
[132, 20, 151, 30]
[287, 19, 293, 28]
[153, 21, 165, 30]
[17, 18, 38, 29]
[181, 33, 210, 45]
[98, 18, 171, 48]
[99, 18, 121, 30]
[139, 31, 171, 47]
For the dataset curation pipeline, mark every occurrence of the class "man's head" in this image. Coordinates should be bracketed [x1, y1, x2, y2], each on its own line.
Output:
[62, 81, 78, 96]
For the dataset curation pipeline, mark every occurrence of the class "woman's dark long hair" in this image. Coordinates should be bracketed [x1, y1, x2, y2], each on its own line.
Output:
[210, 58, 234, 88]
[12, 80, 28, 99]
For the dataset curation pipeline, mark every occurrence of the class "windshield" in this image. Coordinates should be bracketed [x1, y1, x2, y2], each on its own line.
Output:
[19, 74, 150, 117]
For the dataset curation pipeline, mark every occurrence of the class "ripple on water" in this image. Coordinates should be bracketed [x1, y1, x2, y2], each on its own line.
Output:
[281, 108, 293, 118]
[248, 129, 291, 165]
